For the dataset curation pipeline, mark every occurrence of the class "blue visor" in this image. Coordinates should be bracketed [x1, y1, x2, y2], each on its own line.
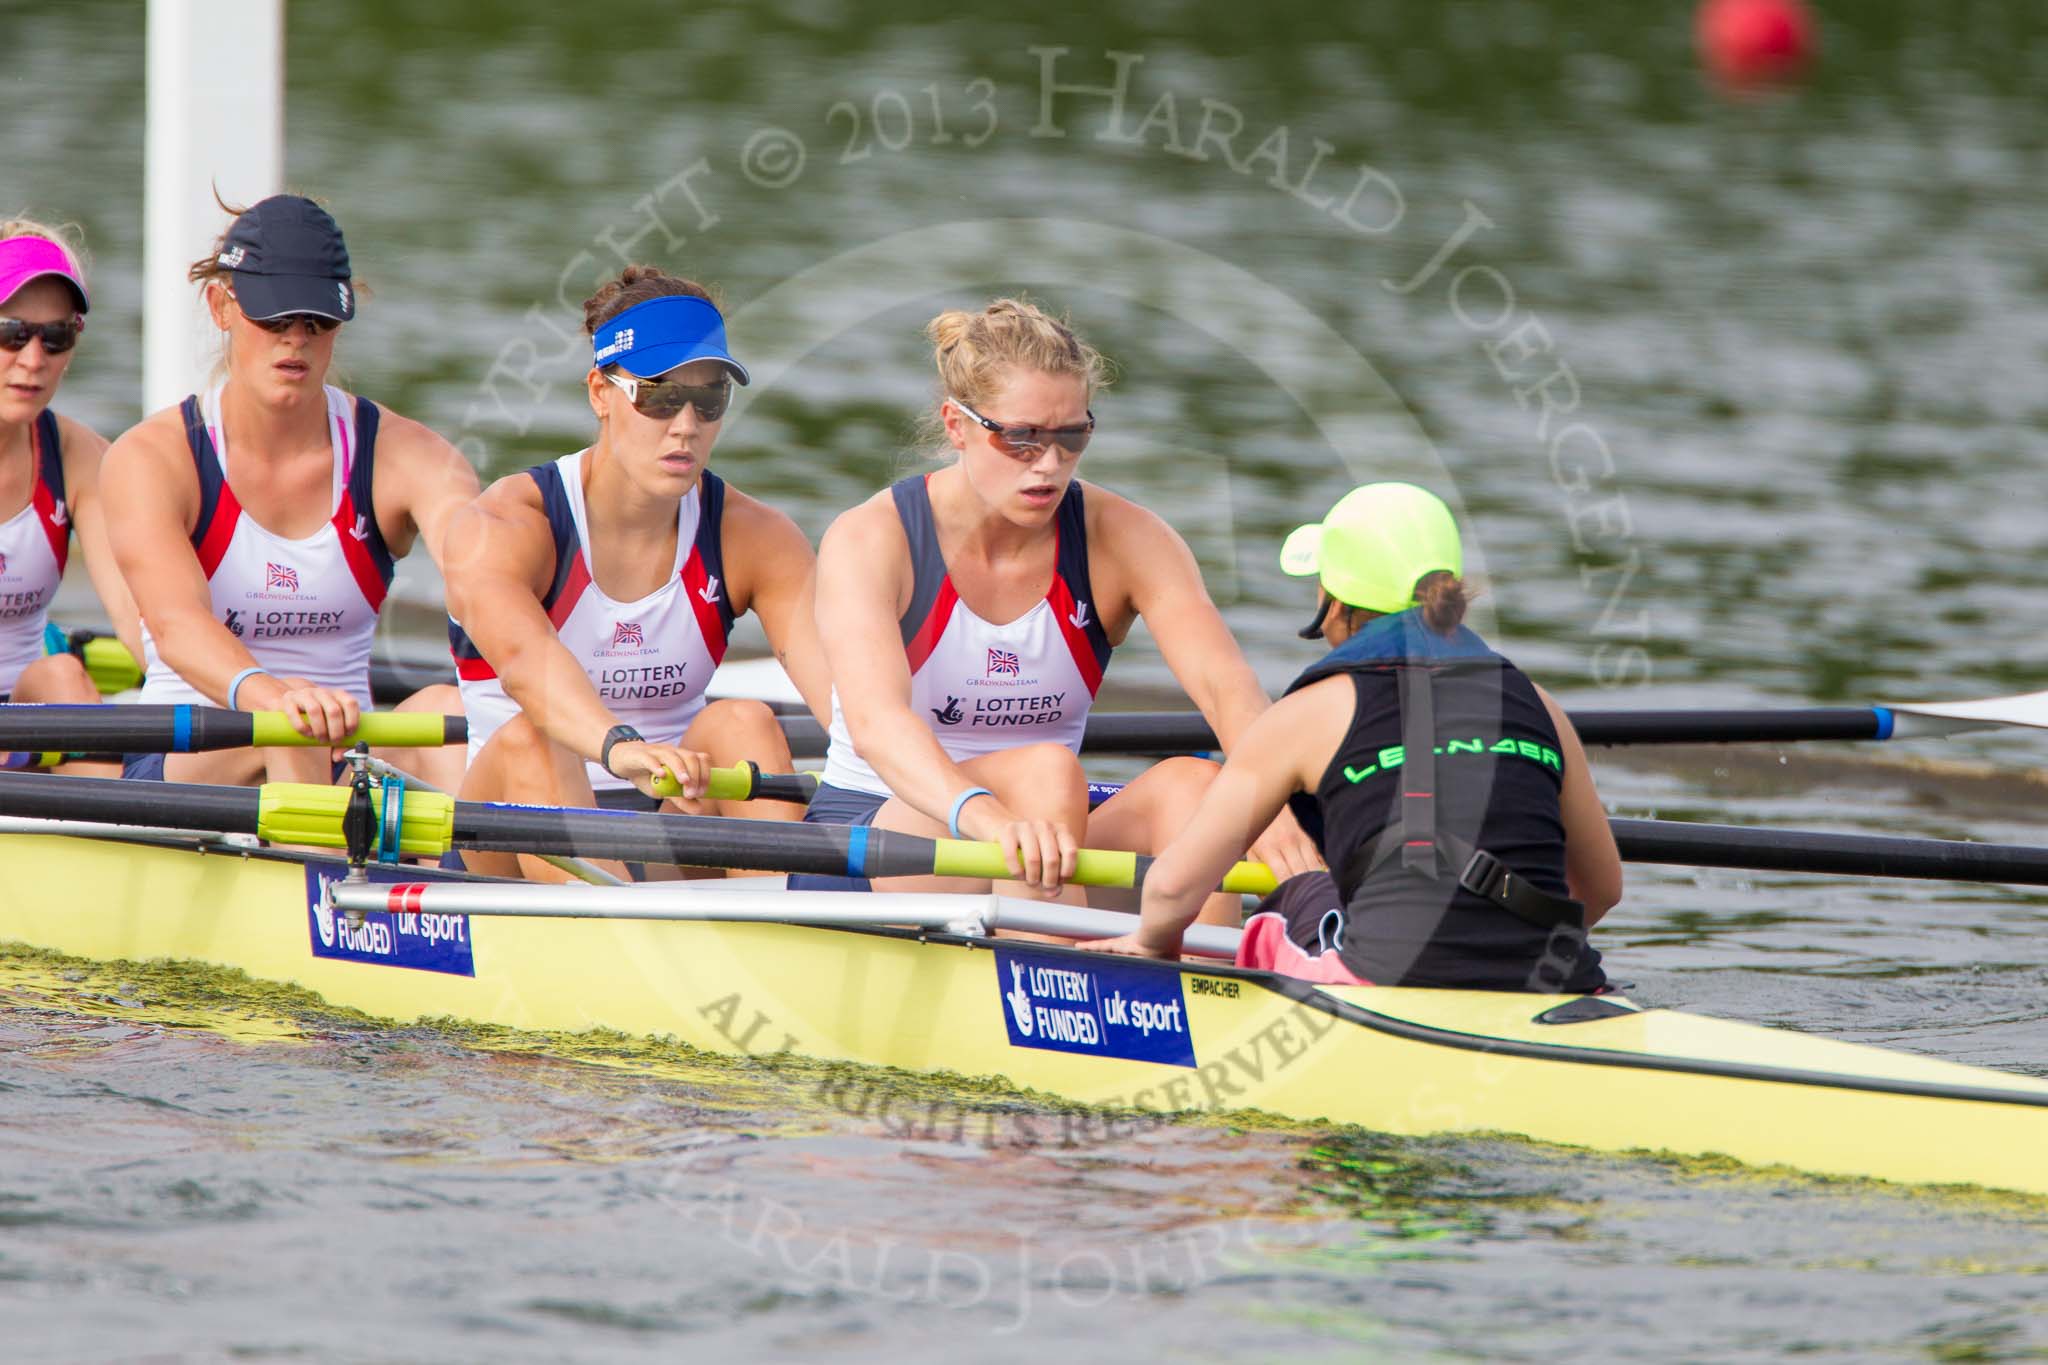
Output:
[590, 295, 750, 385]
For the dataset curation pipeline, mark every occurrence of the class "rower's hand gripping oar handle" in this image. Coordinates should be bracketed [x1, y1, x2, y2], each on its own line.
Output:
[926, 838, 1280, 897]
[647, 762, 818, 805]
[248, 711, 464, 749]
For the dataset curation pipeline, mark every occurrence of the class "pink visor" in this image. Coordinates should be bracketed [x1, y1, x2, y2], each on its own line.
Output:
[0, 236, 89, 315]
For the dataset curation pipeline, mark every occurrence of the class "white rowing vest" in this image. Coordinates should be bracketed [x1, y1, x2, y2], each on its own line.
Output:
[820, 473, 1112, 797]
[139, 383, 392, 706]
[0, 409, 71, 694]
[449, 449, 733, 791]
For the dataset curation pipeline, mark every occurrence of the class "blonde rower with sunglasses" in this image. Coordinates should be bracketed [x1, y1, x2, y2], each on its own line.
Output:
[102, 196, 478, 790]
[0, 220, 140, 774]
[444, 266, 826, 880]
[808, 298, 1323, 910]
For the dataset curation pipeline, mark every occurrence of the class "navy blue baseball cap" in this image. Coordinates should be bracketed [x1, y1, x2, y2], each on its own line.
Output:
[590, 295, 749, 385]
[218, 195, 356, 323]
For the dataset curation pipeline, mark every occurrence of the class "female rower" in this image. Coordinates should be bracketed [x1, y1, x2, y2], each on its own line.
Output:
[811, 297, 1321, 905]
[1084, 483, 1622, 992]
[102, 195, 478, 789]
[444, 266, 825, 880]
[0, 222, 141, 776]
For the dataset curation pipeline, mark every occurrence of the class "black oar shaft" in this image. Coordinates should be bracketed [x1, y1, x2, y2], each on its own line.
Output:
[1576, 709, 1883, 746]
[454, 804, 876, 876]
[777, 708, 1895, 758]
[0, 704, 255, 753]
[0, 770, 264, 833]
[1611, 818, 2048, 885]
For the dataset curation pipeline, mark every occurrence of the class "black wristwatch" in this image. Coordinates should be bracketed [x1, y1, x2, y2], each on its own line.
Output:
[600, 724, 645, 777]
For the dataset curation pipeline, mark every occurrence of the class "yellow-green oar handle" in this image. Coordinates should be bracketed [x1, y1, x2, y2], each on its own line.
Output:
[78, 635, 144, 695]
[931, 838, 1279, 896]
[247, 712, 458, 748]
[648, 765, 754, 802]
[648, 764, 817, 805]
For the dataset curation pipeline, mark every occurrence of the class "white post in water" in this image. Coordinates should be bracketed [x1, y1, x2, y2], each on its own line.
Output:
[143, 0, 284, 414]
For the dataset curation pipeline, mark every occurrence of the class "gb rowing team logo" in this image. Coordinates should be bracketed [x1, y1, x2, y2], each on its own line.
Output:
[987, 648, 1020, 677]
[266, 562, 300, 593]
[611, 621, 644, 648]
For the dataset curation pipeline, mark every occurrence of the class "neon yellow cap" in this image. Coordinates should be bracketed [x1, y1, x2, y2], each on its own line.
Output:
[1278, 482, 1463, 614]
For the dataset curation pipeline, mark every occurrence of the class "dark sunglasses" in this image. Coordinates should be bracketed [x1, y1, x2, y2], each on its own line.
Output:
[0, 317, 82, 354]
[605, 369, 731, 422]
[951, 397, 1094, 456]
[245, 312, 341, 336]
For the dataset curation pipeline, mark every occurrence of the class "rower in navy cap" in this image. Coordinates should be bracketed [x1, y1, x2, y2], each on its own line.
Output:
[102, 193, 479, 792]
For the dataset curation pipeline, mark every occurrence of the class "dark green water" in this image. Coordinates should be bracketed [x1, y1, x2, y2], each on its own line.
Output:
[6, 1, 2048, 1357]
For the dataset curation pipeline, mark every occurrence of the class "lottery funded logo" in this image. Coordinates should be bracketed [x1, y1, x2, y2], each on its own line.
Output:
[594, 620, 689, 702]
[303, 867, 476, 978]
[958, 642, 1066, 729]
[994, 946, 1195, 1068]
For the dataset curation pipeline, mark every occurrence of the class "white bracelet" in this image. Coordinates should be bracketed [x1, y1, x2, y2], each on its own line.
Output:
[226, 666, 269, 710]
[947, 786, 995, 839]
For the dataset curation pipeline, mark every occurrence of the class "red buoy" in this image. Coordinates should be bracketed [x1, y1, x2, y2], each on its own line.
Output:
[1697, 0, 1816, 87]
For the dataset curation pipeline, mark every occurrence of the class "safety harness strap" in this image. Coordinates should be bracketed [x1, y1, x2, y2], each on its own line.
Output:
[1344, 664, 1586, 933]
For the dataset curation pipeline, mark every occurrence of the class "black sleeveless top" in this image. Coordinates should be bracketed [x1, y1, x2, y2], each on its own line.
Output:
[1286, 611, 1605, 992]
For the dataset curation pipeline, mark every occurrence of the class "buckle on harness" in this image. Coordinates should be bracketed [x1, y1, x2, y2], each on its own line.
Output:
[1459, 848, 1512, 904]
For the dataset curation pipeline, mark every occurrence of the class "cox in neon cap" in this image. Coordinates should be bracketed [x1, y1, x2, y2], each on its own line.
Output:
[1279, 482, 1463, 628]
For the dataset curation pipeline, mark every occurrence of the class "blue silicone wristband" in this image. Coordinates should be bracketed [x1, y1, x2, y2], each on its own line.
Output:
[226, 666, 269, 710]
[947, 786, 995, 840]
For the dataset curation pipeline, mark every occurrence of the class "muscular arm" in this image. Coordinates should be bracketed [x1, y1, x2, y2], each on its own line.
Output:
[1536, 685, 1623, 924]
[1098, 490, 1321, 874]
[723, 491, 830, 726]
[817, 498, 982, 822]
[1101, 495, 1272, 751]
[441, 476, 622, 763]
[370, 407, 482, 567]
[100, 412, 258, 705]
[57, 417, 142, 666]
[1124, 678, 1354, 953]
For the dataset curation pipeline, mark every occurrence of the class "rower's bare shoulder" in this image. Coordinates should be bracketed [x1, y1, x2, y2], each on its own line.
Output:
[358, 402, 479, 479]
[102, 405, 192, 480]
[718, 483, 814, 554]
[820, 487, 907, 559]
[471, 464, 549, 522]
[1079, 481, 1195, 577]
[51, 413, 109, 485]
[1080, 481, 1175, 541]
[50, 412, 108, 460]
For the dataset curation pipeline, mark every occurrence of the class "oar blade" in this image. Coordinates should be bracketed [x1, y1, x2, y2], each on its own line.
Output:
[1886, 688, 2048, 733]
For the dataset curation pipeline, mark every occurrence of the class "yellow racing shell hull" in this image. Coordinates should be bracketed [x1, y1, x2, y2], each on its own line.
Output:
[1, 830, 2043, 1196]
